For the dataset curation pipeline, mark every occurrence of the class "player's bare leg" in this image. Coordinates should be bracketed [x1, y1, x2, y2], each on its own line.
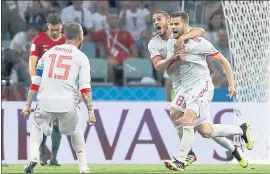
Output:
[164, 108, 196, 171]
[49, 118, 62, 166]
[196, 122, 253, 168]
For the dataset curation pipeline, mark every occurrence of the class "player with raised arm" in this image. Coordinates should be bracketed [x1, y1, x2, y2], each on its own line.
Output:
[29, 13, 67, 166]
[22, 22, 95, 174]
[163, 11, 254, 171]
[148, 10, 205, 166]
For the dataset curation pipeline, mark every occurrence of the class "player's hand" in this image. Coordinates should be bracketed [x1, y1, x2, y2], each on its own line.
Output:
[227, 86, 237, 98]
[87, 110, 96, 126]
[174, 36, 185, 52]
[21, 106, 31, 120]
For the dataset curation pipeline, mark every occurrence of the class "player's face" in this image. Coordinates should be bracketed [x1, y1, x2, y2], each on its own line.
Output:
[47, 24, 62, 40]
[170, 17, 187, 39]
[152, 13, 169, 37]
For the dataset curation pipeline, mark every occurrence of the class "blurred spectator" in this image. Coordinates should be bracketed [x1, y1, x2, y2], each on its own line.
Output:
[92, 1, 109, 32]
[9, 24, 40, 87]
[1, 1, 25, 39]
[203, 12, 225, 45]
[215, 29, 230, 60]
[204, 1, 222, 23]
[83, 1, 96, 13]
[24, 1, 51, 30]
[60, 0, 94, 35]
[90, 11, 137, 84]
[9, 24, 40, 52]
[47, 0, 65, 14]
[207, 29, 230, 88]
[142, 0, 181, 15]
[119, 1, 151, 57]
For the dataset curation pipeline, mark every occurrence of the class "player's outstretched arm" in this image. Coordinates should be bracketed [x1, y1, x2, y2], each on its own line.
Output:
[211, 53, 236, 98]
[174, 27, 205, 51]
[181, 27, 205, 41]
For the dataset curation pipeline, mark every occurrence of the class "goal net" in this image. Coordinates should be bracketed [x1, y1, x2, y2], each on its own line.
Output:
[221, 1, 270, 164]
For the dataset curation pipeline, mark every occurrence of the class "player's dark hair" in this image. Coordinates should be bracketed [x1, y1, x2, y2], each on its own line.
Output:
[153, 10, 170, 19]
[64, 22, 83, 40]
[171, 11, 189, 24]
[46, 13, 62, 25]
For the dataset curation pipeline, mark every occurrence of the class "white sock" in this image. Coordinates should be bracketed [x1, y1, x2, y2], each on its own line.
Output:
[176, 127, 183, 140]
[212, 137, 236, 152]
[30, 141, 41, 162]
[76, 151, 87, 165]
[177, 126, 194, 163]
[30, 124, 43, 162]
[211, 124, 243, 137]
[71, 129, 87, 164]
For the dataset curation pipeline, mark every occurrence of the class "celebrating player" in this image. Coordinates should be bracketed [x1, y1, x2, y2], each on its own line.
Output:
[22, 22, 95, 173]
[29, 13, 66, 166]
[148, 10, 205, 166]
[163, 11, 254, 171]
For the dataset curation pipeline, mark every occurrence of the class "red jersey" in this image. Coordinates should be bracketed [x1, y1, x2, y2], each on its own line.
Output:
[30, 32, 66, 60]
[91, 29, 135, 64]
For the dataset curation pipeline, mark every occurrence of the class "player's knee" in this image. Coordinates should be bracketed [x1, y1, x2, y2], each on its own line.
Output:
[197, 124, 212, 138]
[170, 108, 184, 127]
[173, 109, 195, 128]
[183, 109, 196, 124]
[170, 107, 181, 121]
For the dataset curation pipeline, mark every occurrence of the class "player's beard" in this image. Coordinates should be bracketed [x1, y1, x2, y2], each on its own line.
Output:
[50, 33, 61, 40]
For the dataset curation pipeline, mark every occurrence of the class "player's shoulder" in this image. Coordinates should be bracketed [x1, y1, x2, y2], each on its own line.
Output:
[33, 32, 47, 42]
[189, 37, 212, 46]
[148, 35, 161, 47]
[149, 35, 161, 42]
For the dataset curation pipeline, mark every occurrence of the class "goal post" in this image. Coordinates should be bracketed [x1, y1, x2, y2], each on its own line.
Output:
[221, 1, 270, 164]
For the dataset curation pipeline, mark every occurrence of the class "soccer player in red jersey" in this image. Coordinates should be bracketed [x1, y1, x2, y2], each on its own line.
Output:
[29, 13, 66, 167]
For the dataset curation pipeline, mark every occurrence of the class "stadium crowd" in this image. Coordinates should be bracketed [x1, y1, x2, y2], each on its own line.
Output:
[1, 0, 230, 100]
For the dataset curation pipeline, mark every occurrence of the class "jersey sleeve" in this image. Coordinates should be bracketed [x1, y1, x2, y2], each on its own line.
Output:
[148, 40, 161, 61]
[166, 39, 177, 59]
[78, 55, 91, 93]
[30, 53, 45, 90]
[198, 39, 219, 57]
[30, 35, 40, 57]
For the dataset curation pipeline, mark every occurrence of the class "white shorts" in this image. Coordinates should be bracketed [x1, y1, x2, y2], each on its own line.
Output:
[170, 78, 214, 127]
[33, 104, 80, 136]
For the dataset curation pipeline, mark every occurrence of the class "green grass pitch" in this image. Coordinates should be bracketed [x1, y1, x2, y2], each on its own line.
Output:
[2, 164, 270, 173]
